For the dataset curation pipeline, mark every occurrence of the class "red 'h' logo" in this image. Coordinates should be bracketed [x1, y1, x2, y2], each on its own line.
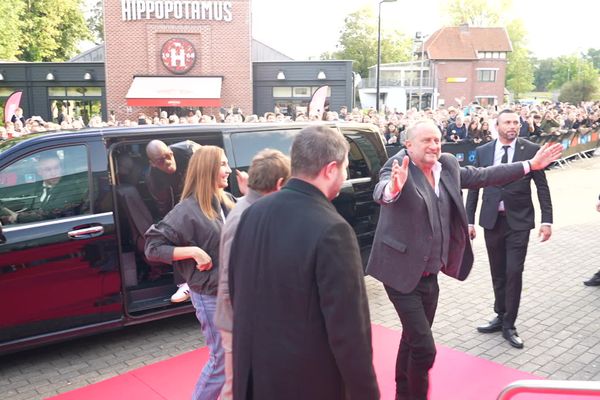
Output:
[161, 38, 196, 74]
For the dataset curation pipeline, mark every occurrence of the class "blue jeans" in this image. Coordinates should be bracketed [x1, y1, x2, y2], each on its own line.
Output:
[190, 292, 225, 400]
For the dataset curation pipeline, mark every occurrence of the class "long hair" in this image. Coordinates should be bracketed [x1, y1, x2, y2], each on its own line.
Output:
[180, 146, 234, 220]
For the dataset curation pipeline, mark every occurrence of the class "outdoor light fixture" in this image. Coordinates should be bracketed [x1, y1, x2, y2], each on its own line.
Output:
[83, 72, 93, 80]
[276, 71, 286, 80]
[317, 70, 327, 80]
[46, 72, 55, 81]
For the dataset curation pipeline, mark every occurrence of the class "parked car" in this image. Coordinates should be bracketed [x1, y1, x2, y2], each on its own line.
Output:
[0, 122, 387, 354]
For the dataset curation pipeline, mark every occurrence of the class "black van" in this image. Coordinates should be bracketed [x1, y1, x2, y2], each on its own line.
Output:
[0, 122, 387, 354]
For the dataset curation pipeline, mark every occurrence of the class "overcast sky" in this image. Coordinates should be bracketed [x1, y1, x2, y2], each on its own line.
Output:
[87, 0, 598, 61]
[251, 0, 599, 60]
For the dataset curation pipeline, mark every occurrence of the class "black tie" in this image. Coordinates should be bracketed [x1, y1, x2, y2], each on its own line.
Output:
[501, 145, 510, 164]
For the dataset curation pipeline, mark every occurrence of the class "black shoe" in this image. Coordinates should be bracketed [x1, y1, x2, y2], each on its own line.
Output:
[502, 328, 524, 349]
[477, 316, 503, 333]
[583, 272, 600, 286]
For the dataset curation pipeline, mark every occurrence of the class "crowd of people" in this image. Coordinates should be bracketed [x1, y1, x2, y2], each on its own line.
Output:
[2, 101, 600, 145]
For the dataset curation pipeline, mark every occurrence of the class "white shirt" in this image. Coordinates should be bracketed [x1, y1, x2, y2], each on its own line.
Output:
[383, 160, 442, 202]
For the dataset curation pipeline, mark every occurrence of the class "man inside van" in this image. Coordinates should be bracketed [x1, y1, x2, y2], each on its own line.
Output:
[2, 152, 87, 225]
[146, 140, 200, 302]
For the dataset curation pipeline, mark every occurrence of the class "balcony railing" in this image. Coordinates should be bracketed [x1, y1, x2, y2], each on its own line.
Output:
[359, 76, 434, 89]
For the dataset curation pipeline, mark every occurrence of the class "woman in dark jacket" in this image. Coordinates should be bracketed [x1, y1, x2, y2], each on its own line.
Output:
[145, 145, 235, 400]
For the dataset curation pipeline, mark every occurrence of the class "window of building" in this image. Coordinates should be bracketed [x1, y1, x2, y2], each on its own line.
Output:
[0, 146, 90, 226]
[477, 69, 497, 82]
[48, 87, 104, 126]
[272, 86, 331, 99]
[475, 96, 497, 106]
[272, 87, 292, 97]
[293, 87, 311, 97]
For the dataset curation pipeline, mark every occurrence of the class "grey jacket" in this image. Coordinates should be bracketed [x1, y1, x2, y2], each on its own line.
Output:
[144, 194, 233, 296]
[366, 149, 527, 294]
[215, 189, 261, 331]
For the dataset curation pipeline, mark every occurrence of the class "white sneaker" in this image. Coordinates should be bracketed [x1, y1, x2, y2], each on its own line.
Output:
[171, 283, 190, 303]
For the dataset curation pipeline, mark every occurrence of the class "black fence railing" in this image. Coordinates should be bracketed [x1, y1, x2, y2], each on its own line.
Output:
[385, 128, 600, 167]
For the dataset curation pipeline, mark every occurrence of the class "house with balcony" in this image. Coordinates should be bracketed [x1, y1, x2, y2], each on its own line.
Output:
[359, 24, 512, 111]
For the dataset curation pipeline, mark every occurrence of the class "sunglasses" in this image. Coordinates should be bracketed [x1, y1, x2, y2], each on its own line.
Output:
[151, 151, 174, 166]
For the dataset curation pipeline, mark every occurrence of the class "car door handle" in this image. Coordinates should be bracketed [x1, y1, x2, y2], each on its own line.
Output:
[68, 225, 104, 239]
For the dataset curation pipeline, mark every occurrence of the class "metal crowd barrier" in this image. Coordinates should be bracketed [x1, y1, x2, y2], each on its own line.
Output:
[497, 379, 600, 400]
[385, 128, 600, 167]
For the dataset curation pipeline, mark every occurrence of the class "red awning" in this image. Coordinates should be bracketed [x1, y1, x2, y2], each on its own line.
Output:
[125, 76, 222, 107]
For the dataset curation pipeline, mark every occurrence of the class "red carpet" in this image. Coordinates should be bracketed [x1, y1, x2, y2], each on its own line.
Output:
[47, 324, 553, 400]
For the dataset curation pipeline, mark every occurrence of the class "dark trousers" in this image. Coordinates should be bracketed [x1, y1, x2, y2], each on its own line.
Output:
[484, 214, 530, 329]
[385, 275, 439, 400]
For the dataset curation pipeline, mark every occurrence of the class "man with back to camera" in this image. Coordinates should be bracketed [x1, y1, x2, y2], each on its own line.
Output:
[366, 119, 562, 400]
[466, 109, 554, 349]
[215, 148, 291, 400]
[228, 125, 380, 400]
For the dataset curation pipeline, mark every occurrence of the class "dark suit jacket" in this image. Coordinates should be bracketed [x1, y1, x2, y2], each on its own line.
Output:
[465, 138, 552, 231]
[17, 174, 88, 223]
[229, 178, 379, 400]
[366, 149, 527, 294]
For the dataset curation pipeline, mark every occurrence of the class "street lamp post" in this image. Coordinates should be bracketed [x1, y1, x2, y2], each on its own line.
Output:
[376, 0, 397, 113]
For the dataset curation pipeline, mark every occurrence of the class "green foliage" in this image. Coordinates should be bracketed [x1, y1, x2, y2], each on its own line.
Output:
[444, 0, 511, 26]
[0, 0, 26, 60]
[549, 56, 598, 90]
[533, 59, 555, 92]
[507, 47, 534, 98]
[0, 0, 92, 62]
[505, 19, 534, 98]
[558, 79, 599, 103]
[325, 6, 412, 78]
[584, 48, 600, 70]
[87, 0, 104, 43]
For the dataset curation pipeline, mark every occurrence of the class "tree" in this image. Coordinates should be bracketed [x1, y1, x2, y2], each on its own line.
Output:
[505, 19, 534, 98]
[444, 0, 511, 26]
[19, 0, 92, 61]
[87, 0, 104, 43]
[549, 56, 598, 90]
[533, 58, 555, 92]
[558, 79, 599, 103]
[0, 0, 26, 60]
[584, 48, 600, 71]
[506, 48, 534, 98]
[325, 6, 412, 78]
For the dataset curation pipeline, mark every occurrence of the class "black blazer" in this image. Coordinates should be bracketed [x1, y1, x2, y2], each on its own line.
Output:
[229, 178, 379, 400]
[366, 150, 527, 294]
[465, 138, 552, 231]
[17, 173, 88, 223]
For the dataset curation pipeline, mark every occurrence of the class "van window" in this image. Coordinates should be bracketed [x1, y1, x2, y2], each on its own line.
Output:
[0, 145, 90, 226]
[230, 129, 299, 168]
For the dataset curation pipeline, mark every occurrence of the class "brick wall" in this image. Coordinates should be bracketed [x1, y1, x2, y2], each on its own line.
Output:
[435, 59, 507, 108]
[103, 0, 252, 121]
